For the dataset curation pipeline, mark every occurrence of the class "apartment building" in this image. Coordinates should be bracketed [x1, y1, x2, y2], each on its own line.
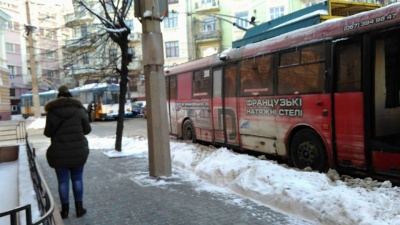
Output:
[0, 0, 72, 117]
[0, 8, 10, 120]
[64, 0, 145, 99]
[161, 0, 307, 67]
[64, 0, 386, 100]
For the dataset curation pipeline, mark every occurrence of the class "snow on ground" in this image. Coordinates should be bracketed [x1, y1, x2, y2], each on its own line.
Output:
[12, 118, 400, 224]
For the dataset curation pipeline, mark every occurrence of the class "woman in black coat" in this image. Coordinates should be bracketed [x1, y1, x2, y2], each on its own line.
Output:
[44, 85, 91, 219]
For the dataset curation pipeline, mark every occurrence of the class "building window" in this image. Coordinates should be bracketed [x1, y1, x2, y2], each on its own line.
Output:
[165, 41, 179, 58]
[128, 48, 135, 57]
[125, 19, 134, 30]
[202, 17, 216, 32]
[11, 105, 18, 112]
[201, 0, 216, 6]
[235, 12, 249, 29]
[8, 66, 17, 75]
[109, 49, 118, 62]
[105, 0, 113, 11]
[81, 26, 88, 37]
[6, 43, 14, 52]
[168, 0, 178, 3]
[46, 70, 56, 78]
[164, 12, 178, 28]
[44, 30, 54, 39]
[10, 88, 16, 97]
[270, 6, 285, 20]
[7, 21, 12, 29]
[45, 50, 55, 58]
[6, 43, 20, 53]
[83, 52, 89, 64]
[78, 5, 85, 11]
[7, 21, 19, 30]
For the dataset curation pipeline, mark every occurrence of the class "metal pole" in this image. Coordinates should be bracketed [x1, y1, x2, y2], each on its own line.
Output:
[26, 1, 40, 118]
[140, 0, 172, 177]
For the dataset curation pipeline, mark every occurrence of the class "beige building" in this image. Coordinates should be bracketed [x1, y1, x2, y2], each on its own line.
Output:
[0, 0, 72, 117]
[0, 8, 10, 120]
[162, 0, 307, 67]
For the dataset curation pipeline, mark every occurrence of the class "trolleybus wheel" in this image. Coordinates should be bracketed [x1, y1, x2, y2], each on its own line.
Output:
[290, 129, 328, 172]
[182, 120, 196, 143]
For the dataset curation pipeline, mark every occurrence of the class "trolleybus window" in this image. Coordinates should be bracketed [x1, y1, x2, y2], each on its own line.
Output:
[278, 44, 325, 95]
[225, 64, 237, 97]
[382, 34, 400, 108]
[170, 76, 177, 100]
[240, 54, 274, 97]
[193, 69, 210, 98]
[104, 90, 119, 104]
[336, 43, 362, 93]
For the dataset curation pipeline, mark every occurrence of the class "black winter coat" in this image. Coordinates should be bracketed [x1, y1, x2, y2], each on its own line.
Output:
[44, 97, 92, 168]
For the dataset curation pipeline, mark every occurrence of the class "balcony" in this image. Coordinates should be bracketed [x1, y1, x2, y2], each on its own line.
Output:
[68, 64, 100, 76]
[65, 36, 96, 52]
[194, 30, 221, 43]
[129, 32, 142, 44]
[64, 11, 93, 27]
[194, 0, 220, 12]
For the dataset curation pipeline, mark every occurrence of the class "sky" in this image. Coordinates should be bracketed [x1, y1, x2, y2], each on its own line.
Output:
[1, 117, 400, 225]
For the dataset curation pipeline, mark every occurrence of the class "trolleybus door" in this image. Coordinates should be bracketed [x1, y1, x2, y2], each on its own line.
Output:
[215, 64, 240, 146]
[167, 76, 178, 135]
[212, 68, 224, 143]
[333, 39, 367, 169]
[369, 31, 400, 173]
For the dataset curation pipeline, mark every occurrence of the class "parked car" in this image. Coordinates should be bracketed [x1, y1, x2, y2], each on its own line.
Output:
[133, 101, 146, 118]
[129, 102, 143, 117]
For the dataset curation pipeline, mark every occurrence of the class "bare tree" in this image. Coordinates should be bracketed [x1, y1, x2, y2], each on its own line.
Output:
[74, 0, 134, 151]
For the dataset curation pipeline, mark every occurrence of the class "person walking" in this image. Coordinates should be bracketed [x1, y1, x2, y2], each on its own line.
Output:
[87, 101, 95, 122]
[44, 85, 92, 219]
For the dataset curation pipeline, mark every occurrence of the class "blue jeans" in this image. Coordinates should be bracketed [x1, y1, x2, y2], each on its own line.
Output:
[55, 166, 84, 204]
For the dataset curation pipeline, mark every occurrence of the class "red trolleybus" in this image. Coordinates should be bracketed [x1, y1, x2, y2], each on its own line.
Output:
[164, 3, 400, 180]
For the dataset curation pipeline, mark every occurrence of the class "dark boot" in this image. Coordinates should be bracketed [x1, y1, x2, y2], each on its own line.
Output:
[60, 204, 69, 219]
[75, 201, 87, 217]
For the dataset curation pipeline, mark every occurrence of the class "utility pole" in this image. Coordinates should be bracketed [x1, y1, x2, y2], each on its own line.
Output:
[136, 0, 171, 177]
[25, 1, 40, 118]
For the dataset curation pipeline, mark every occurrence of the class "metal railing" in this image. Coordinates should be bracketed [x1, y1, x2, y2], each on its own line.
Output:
[0, 122, 57, 225]
[0, 205, 32, 225]
[26, 136, 56, 225]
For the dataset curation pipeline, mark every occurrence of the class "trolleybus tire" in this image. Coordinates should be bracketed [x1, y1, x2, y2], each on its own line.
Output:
[290, 129, 328, 172]
[182, 120, 196, 143]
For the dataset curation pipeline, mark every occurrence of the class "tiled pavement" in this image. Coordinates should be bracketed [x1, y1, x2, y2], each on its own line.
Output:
[27, 120, 315, 225]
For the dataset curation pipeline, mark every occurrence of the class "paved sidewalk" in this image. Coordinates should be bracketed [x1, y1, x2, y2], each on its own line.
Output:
[27, 122, 314, 225]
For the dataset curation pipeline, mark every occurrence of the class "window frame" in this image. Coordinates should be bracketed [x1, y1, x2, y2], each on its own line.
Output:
[192, 69, 211, 98]
[164, 12, 178, 29]
[165, 41, 179, 58]
[270, 6, 285, 20]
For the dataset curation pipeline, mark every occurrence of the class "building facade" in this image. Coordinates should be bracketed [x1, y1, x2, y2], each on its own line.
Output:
[0, 8, 10, 120]
[63, 0, 145, 100]
[63, 0, 387, 101]
[0, 0, 72, 118]
[161, 0, 306, 67]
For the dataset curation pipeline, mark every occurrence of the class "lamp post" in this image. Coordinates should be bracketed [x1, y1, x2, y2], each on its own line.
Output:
[26, 1, 40, 118]
[135, 0, 172, 177]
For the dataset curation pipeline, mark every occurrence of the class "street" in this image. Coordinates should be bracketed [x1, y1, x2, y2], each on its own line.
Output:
[26, 117, 314, 225]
